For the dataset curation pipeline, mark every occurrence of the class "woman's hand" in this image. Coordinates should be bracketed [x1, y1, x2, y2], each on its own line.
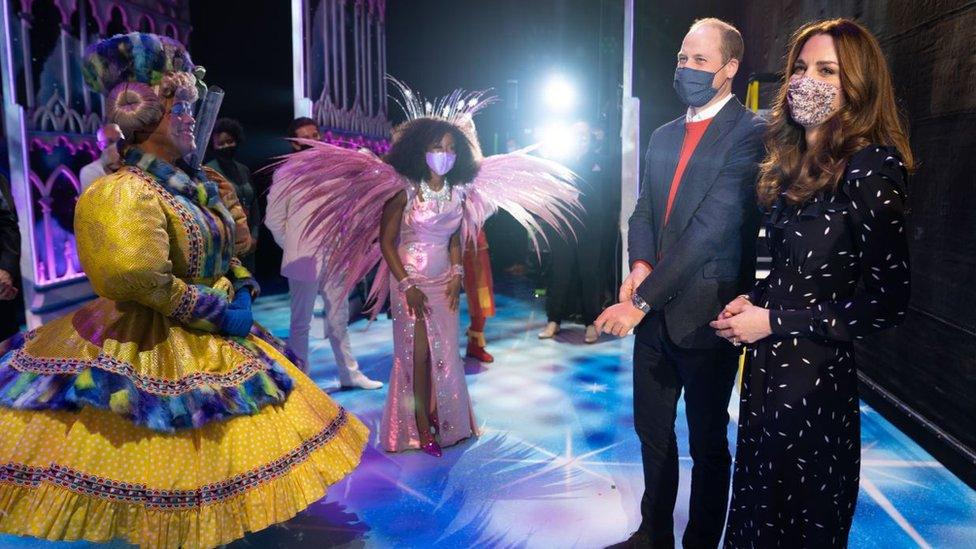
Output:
[720, 295, 752, 320]
[405, 286, 429, 320]
[446, 275, 462, 312]
[709, 304, 772, 345]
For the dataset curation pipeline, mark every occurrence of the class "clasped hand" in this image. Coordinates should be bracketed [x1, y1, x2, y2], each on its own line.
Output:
[709, 295, 772, 345]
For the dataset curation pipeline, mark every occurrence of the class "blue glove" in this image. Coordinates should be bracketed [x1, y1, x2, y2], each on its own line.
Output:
[220, 290, 253, 337]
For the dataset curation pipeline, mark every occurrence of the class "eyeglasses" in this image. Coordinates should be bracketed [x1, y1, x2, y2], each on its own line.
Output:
[169, 101, 194, 118]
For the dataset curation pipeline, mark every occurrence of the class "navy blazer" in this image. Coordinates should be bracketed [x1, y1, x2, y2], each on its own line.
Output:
[629, 97, 766, 349]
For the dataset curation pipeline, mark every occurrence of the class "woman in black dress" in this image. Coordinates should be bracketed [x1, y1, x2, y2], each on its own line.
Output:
[711, 19, 914, 547]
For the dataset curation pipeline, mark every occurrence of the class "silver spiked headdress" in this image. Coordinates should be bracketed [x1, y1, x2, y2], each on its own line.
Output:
[387, 76, 497, 126]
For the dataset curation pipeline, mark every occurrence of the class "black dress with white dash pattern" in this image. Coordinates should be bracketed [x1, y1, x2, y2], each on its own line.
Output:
[724, 145, 911, 548]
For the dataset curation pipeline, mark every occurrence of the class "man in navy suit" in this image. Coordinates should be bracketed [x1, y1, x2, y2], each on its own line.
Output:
[598, 18, 766, 549]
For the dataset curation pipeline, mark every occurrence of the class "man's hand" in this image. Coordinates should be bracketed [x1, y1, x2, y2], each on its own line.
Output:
[619, 262, 652, 303]
[0, 269, 17, 301]
[594, 301, 647, 337]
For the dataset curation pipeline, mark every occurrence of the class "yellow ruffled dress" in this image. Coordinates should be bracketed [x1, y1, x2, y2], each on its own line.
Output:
[0, 155, 368, 548]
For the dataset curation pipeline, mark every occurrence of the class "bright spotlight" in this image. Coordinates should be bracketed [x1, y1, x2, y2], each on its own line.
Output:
[536, 122, 578, 159]
[542, 75, 577, 112]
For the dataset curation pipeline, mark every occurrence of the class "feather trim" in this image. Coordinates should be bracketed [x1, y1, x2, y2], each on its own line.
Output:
[0, 352, 294, 433]
[460, 152, 582, 254]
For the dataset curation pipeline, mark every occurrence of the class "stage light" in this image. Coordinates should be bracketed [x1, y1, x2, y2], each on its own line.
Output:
[542, 74, 577, 113]
[536, 122, 578, 159]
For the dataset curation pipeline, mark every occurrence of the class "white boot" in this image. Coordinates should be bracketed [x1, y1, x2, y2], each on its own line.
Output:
[341, 370, 384, 390]
[538, 321, 560, 339]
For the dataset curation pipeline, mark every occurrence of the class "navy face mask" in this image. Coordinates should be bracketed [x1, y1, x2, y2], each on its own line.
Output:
[673, 61, 729, 107]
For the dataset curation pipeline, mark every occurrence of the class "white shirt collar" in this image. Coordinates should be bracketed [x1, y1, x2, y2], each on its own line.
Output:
[686, 93, 735, 123]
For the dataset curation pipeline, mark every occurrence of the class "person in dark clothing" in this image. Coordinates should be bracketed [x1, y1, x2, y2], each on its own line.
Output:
[0, 174, 22, 348]
[539, 121, 607, 344]
[715, 19, 913, 548]
[599, 18, 765, 549]
[206, 117, 259, 271]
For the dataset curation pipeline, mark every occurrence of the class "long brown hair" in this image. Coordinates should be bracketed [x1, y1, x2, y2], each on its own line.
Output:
[757, 19, 914, 207]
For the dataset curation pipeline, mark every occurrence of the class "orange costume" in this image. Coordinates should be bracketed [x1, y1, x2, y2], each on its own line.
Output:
[462, 229, 495, 362]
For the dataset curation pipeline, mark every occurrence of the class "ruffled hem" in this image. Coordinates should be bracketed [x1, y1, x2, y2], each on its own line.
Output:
[0, 332, 369, 548]
[0, 358, 294, 433]
[0, 323, 299, 432]
[0, 408, 368, 548]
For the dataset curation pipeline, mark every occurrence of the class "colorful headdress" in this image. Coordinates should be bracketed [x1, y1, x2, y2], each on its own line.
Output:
[82, 33, 208, 145]
[82, 32, 196, 96]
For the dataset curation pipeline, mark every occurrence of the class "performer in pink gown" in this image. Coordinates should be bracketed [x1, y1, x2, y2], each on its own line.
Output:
[271, 80, 580, 457]
[380, 129, 474, 454]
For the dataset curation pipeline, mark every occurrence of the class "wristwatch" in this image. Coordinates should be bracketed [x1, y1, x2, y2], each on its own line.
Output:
[631, 293, 651, 314]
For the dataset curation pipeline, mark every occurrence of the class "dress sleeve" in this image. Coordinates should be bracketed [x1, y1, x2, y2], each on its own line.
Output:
[202, 167, 260, 295]
[227, 256, 260, 297]
[74, 172, 229, 331]
[770, 151, 910, 341]
[205, 166, 254, 256]
[747, 276, 769, 304]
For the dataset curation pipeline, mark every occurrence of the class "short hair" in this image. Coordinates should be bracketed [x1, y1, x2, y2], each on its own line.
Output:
[213, 117, 244, 143]
[288, 117, 317, 137]
[690, 18, 744, 63]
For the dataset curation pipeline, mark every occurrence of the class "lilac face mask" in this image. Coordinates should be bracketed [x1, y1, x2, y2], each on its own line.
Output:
[425, 151, 456, 176]
[787, 75, 840, 127]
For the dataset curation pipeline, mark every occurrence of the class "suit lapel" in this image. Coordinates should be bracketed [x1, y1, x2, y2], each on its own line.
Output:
[662, 99, 743, 250]
[653, 120, 685, 247]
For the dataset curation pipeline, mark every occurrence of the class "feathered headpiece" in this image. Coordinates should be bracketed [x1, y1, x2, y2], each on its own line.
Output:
[82, 33, 209, 141]
[82, 32, 198, 96]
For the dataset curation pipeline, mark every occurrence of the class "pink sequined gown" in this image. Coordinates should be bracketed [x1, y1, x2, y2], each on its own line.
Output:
[380, 185, 479, 452]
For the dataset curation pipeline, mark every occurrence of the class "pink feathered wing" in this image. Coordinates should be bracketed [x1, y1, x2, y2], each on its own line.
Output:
[270, 141, 582, 319]
[269, 139, 407, 316]
[460, 152, 582, 254]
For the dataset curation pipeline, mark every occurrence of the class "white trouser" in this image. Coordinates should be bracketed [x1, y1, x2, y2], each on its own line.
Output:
[288, 277, 360, 381]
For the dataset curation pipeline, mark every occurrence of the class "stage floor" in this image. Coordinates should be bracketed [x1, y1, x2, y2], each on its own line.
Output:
[4, 281, 975, 548]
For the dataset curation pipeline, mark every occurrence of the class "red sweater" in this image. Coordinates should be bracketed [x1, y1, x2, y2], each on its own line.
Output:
[633, 117, 713, 272]
[665, 117, 713, 225]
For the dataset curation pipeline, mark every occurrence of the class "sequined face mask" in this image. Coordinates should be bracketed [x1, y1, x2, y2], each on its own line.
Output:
[787, 75, 840, 127]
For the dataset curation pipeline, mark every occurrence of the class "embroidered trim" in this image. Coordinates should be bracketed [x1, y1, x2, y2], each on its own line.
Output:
[8, 348, 269, 396]
[171, 284, 199, 323]
[123, 167, 206, 279]
[248, 324, 304, 367]
[0, 408, 348, 509]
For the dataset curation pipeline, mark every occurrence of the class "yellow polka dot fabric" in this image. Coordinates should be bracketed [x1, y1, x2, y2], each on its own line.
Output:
[14, 297, 270, 385]
[0, 336, 369, 548]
